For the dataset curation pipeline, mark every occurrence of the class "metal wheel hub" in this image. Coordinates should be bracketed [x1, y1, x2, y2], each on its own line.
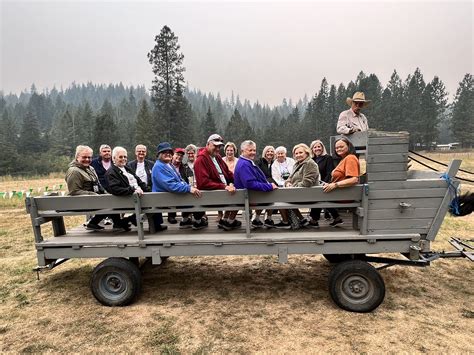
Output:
[341, 275, 373, 303]
[100, 272, 127, 299]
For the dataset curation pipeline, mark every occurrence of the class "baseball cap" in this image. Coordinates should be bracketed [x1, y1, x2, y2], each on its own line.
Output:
[174, 147, 185, 154]
[207, 134, 224, 146]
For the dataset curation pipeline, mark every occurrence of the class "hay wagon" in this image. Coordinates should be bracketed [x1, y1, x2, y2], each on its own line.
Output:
[26, 131, 472, 312]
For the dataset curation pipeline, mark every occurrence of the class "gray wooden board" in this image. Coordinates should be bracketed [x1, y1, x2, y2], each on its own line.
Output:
[369, 197, 443, 209]
[37, 230, 419, 247]
[368, 218, 432, 229]
[368, 137, 409, 145]
[368, 208, 438, 220]
[248, 186, 363, 204]
[367, 172, 408, 181]
[367, 163, 407, 173]
[367, 228, 428, 235]
[40, 240, 419, 262]
[368, 144, 408, 154]
[368, 131, 409, 138]
[367, 153, 408, 164]
[407, 170, 443, 179]
[369, 188, 447, 199]
[369, 180, 447, 190]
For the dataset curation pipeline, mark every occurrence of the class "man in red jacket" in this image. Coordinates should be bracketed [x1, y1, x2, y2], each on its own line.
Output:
[194, 134, 241, 231]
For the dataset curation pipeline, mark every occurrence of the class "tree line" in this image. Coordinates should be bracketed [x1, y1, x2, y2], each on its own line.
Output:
[0, 25, 472, 176]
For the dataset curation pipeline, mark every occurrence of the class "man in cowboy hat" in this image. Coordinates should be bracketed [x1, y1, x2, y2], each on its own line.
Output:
[336, 92, 371, 135]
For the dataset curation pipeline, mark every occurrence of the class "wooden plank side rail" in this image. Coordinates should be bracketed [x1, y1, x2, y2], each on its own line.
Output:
[26, 185, 366, 243]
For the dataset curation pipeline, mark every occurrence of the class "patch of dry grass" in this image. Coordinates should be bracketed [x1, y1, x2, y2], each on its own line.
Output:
[1, 155, 473, 353]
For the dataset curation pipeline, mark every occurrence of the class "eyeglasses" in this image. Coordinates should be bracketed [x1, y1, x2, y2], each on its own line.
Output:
[118, 155, 127, 159]
[80, 156, 92, 160]
[162, 151, 173, 155]
[354, 102, 364, 107]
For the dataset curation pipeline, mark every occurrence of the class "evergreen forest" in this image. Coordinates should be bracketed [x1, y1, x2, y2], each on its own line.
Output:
[1, 26, 473, 176]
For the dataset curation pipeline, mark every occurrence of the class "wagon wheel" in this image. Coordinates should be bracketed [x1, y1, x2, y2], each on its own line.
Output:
[91, 257, 142, 306]
[328, 260, 385, 313]
[323, 254, 365, 263]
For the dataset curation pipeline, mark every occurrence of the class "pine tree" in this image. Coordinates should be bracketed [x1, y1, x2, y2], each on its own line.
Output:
[451, 74, 474, 147]
[403, 68, 426, 147]
[135, 99, 157, 151]
[381, 70, 404, 131]
[224, 109, 254, 146]
[18, 110, 44, 153]
[202, 106, 217, 144]
[148, 25, 189, 142]
[0, 110, 19, 174]
[419, 77, 448, 149]
[50, 108, 75, 156]
[169, 79, 195, 147]
[92, 100, 117, 151]
[75, 101, 94, 145]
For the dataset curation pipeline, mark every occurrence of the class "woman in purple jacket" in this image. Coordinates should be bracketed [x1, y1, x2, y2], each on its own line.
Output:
[234, 140, 278, 227]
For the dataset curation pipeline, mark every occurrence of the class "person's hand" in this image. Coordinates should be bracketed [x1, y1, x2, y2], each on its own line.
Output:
[323, 182, 338, 193]
[135, 187, 144, 196]
[190, 186, 202, 197]
[271, 183, 278, 190]
[225, 185, 236, 194]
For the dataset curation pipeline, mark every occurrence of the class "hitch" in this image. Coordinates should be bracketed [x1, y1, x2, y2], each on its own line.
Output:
[33, 258, 70, 279]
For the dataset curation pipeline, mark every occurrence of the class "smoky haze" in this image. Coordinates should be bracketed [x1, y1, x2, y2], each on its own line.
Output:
[1, 0, 472, 105]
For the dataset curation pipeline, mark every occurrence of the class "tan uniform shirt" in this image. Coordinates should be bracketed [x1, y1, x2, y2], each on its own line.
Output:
[337, 108, 369, 134]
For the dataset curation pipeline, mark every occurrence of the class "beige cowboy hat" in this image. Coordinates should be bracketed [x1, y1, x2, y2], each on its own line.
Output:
[346, 92, 371, 107]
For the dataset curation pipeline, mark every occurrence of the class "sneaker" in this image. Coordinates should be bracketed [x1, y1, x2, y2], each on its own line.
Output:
[179, 219, 193, 229]
[274, 221, 291, 229]
[329, 218, 344, 227]
[167, 217, 178, 224]
[263, 219, 275, 228]
[217, 219, 225, 229]
[156, 224, 168, 232]
[222, 220, 241, 231]
[192, 219, 208, 230]
[300, 218, 310, 227]
[114, 222, 131, 232]
[86, 223, 104, 231]
[251, 219, 264, 228]
[124, 215, 137, 226]
[308, 220, 319, 228]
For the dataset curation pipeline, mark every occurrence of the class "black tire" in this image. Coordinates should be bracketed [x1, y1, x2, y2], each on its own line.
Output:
[91, 257, 142, 306]
[323, 254, 365, 263]
[329, 260, 385, 313]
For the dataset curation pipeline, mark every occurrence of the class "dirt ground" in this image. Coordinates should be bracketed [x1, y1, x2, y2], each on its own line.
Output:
[0, 154, 473, 353]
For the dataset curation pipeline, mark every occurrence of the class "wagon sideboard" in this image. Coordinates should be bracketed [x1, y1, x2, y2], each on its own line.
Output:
[26, 130, 461, 267]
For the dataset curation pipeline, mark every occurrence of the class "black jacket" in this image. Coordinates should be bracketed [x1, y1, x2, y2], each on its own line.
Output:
[256, 157, 275, 184]
[127, 159, 155, 190]
[312, 155, 335, 183]
[105, 164, 149, 196]
[91, 157, 111, 190]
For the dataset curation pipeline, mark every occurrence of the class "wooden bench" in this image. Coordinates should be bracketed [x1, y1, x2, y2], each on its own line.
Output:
[26, 185, 366, 244]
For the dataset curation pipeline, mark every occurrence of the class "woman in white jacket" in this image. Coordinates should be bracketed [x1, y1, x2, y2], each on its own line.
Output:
[271, 146, 296, 187]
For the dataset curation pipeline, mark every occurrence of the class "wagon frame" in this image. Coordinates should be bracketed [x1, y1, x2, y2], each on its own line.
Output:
[26, 130, 472, 312]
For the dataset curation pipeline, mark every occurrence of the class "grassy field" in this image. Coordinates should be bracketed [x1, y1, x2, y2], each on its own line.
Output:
[0, 152, 473, 353]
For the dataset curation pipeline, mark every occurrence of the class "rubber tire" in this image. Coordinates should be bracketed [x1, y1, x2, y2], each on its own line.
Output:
[91, 257, 142, 306]
[329, 260, 385, 313]
[323, 254, 365, 263]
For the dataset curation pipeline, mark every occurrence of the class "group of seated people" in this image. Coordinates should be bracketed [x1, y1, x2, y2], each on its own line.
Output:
[65, 133, 360, 232]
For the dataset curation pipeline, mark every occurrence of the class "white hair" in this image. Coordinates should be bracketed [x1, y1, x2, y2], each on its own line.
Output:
[240, 140, 256, 151]
[275, 146, 287, 154]
[112, 146, 127, 162]
[75, 145, 92, 159]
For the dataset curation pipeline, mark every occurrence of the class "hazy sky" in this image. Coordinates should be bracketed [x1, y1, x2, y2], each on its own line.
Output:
[1, 0, 472, 106]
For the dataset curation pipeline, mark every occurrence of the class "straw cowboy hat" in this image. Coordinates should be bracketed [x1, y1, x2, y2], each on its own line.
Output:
[346, 92, 371, 107]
